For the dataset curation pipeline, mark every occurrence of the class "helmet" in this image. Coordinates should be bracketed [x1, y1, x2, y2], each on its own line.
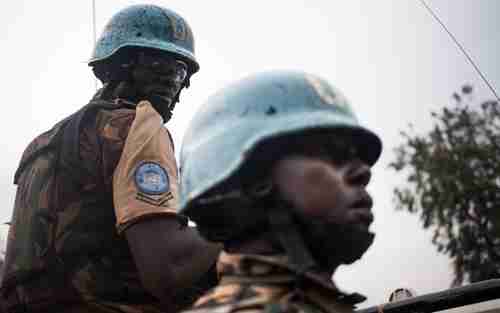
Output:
[89, 4, 199, 74]
[179, 71, 382, 238]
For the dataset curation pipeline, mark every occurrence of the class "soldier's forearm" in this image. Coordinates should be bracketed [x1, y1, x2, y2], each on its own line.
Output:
[125, 216, 221, 301]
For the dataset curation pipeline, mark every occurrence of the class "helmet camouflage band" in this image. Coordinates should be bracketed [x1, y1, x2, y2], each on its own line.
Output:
[179, 71, 382, 238]
[89, 4, 199, 74]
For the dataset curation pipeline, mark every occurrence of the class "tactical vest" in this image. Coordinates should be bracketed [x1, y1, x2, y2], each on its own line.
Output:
[1, 99, 157, 312]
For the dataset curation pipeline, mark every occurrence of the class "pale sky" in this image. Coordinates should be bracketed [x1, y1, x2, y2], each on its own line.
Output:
[1, 0, 500, 309]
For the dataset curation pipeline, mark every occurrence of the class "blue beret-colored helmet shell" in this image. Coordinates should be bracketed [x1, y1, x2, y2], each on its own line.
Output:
[89, 4, 198, 73]
[179, 70, 382, 216]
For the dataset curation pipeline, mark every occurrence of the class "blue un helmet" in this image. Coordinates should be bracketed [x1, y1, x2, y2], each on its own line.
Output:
[89, 4, 199, 75]
[179, 71, 382, 241]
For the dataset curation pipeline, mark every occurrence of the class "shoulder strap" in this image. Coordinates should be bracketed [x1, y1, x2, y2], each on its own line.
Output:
[14, 99, 122, 185]
[58, 99, 119, 182]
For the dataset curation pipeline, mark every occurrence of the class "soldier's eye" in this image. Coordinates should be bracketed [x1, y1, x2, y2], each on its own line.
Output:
[325, 138, 358, 165]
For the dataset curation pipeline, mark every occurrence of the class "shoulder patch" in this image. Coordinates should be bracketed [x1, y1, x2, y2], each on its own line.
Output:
[134, 162, 170, 195]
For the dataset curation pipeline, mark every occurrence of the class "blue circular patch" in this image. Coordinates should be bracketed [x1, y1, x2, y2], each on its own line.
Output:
[134, 162, 170, 195]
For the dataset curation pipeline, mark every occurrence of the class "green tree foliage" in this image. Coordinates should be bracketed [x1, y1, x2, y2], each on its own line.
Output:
[390, 85, 500, 285]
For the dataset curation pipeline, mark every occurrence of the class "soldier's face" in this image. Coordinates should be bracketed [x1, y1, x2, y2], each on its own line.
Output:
[132, 52, 188, 120]
[272, 148, 373, 231]
[271, 136, 375, 266]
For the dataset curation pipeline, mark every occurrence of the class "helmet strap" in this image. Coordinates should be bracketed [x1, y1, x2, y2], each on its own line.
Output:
[268, 205, 317, 277]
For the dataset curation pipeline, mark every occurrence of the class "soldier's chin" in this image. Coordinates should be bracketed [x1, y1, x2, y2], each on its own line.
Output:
[310, 226, 375, 268]
[338, 230, 375, 265]
[148, 94, 174, 121]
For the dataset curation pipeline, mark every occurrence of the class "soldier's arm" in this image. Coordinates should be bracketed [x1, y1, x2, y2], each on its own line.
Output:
[102, 102, 220, 309]
[125, 219, 221, 310]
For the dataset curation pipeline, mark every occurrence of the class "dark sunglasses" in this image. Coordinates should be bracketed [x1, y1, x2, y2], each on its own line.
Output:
[137, 53, 189, 83]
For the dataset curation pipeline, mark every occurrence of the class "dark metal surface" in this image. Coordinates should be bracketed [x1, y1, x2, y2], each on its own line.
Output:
[356, 279, 500, 313]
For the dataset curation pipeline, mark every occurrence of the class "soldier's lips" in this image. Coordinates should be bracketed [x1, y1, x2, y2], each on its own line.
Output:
[347, 203, 374, 231]
[322, 208, 373, 231]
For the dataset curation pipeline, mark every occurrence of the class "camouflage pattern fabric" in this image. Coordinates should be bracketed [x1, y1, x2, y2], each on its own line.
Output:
[184, 252, 363, 313]
[0, 98, 177, 312]
[31, 301, 170, 313]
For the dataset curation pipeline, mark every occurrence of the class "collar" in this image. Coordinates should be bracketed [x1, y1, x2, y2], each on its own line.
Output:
[91, 87, 137, 109]
[194, 252, 365, 313]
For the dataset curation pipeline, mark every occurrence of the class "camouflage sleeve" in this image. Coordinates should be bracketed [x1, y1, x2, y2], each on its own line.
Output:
[80, 107, 135, 190]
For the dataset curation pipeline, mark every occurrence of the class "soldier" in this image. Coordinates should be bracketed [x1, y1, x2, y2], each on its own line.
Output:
[0, 4, 220, 313]
[178, 71, 383, 313]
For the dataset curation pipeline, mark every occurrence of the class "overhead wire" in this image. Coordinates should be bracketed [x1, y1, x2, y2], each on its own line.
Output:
[418, 0, 500, 102]
[92, 0, 99, 90]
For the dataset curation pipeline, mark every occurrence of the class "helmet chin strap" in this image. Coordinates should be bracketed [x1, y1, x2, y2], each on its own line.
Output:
[268, 205, 317, 276]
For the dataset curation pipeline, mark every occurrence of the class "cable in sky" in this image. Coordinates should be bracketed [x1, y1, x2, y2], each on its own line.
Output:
[92, 0, 97, 46]
[419, 0, 500, 102]
[92, 0, 99, 90]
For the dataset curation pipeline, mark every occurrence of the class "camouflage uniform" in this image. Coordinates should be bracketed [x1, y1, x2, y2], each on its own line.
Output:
[188, 253, 364, 313]
[1, 4, 207, 312]
[0, 96, 180, 313]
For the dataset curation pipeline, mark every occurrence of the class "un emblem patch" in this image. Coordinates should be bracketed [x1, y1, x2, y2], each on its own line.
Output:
[134, 162, 170, 195]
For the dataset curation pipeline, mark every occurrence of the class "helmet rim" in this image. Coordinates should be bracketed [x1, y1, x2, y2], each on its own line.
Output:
[88, 40, 199, 74]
